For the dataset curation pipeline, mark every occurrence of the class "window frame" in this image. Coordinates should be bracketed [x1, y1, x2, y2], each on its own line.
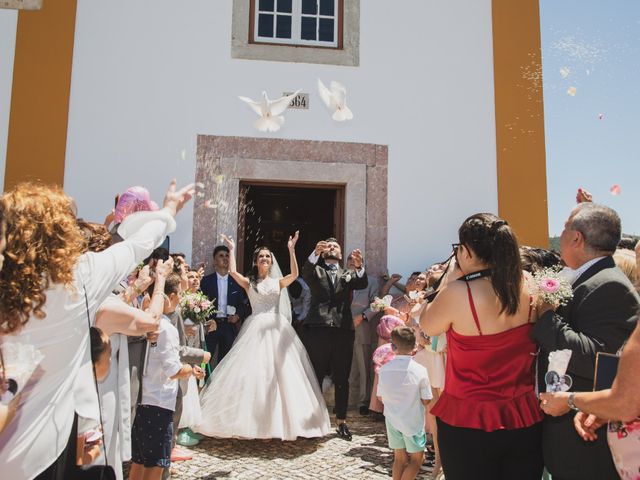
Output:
[249, 0, 344, 50]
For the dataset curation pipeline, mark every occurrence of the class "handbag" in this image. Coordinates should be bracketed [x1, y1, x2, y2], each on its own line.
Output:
[77, 286, 117, 480]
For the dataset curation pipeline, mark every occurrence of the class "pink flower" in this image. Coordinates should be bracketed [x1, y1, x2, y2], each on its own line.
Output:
[540, 278, 560, 293]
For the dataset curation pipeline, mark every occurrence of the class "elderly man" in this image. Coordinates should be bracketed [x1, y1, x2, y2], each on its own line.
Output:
[532, 203, 639, 480]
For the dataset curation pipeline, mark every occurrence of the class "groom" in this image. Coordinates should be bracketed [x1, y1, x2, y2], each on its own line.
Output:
[301, 237, 368, 440]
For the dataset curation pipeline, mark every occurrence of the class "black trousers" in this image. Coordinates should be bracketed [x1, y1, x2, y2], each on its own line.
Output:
[205, 321, 236, 368]
[300, 326, 354, 420]
[437, 418, 544, 480]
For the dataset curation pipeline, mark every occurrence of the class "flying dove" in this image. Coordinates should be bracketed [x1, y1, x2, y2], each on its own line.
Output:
[317, 79, 353, 122]
[238, 90, 301, 132]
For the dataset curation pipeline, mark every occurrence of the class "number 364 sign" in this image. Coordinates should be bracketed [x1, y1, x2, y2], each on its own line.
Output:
[284, 92, 309, 110]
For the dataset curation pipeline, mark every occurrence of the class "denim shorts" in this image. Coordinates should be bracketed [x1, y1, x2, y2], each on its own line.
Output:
[385, 418, 426, 454]
[132, 404, 174, 468]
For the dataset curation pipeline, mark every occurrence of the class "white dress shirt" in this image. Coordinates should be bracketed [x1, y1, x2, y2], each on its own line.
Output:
[0, 208, 176, 480]
[216, 272, 229, 318]
[561, 256, 607, 285]
[377, 355, 432, 436]
[142, 317, 182, 411]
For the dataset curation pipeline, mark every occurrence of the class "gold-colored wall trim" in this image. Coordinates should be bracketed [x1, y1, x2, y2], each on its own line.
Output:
[4, 0, 77, 190]
[492, 0, 549, 247]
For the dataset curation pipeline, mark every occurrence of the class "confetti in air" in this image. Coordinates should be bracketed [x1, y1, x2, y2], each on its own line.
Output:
[180, 149, 186, 161]
[567, 87, 577, 96]
[610, 184, 621, 196]
[195, 182, 205, 189]
[196, 191, 205, 198]
[559, 67, 570, 78]
[598, 113, 604, 120]
[214, 175, 224, 185]
[204, 199, 217, 209]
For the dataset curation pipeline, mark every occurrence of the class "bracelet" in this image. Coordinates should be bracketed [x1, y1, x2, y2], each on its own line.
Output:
[568, 392, 580, 412]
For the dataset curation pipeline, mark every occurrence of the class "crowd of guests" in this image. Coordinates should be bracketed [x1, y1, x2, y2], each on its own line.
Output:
[0, 180, 639, 480]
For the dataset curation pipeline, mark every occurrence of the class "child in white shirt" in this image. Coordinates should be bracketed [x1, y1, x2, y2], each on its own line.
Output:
[377, 326, 432, 480]
[129, 273, 201, 480]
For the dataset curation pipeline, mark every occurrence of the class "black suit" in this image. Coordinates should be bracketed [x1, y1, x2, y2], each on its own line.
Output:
[531, 256, 639, 480]
[200, 272, 250, 367]
[300, 259, 368, 420]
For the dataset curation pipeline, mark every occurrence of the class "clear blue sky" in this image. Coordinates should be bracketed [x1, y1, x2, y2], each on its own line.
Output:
[540, 0, 640, 236]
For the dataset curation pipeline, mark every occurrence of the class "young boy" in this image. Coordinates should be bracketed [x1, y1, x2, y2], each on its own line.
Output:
[129, 273, 201, 480]
[377, 326, 432, 480]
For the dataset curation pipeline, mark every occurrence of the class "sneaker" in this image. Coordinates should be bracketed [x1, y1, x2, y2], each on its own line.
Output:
[185, 428, 205, 441]
[170, 446, 193, 462]
[176, 430, 199, 447]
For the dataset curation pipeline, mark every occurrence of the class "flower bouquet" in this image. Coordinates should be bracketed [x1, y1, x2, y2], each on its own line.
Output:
[370, 295, 393, 313]
[530, 267, 573, 307]
[179, 291, 216, 324]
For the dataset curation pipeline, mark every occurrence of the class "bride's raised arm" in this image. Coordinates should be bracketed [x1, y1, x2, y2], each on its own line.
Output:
[279, 231, 300, 290]
[220, 234, 250, 291]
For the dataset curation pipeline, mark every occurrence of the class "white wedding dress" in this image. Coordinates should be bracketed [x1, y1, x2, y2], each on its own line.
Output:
[195, 276, 331, 440]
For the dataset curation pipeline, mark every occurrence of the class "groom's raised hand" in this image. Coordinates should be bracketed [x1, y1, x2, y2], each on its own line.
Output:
[314, 240, 329, 256]
[349, 249, 363, 269]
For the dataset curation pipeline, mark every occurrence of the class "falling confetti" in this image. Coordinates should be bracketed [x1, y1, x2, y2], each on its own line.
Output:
[567, 87, 577, 96]
[196, 191, 205, 198]
[559, 67, 570, 78]
[195, 182, 205, 189]
[214, 175, 224, 185]
[180, 149, 186, 161]
[598, 113, 604, 120]
[204, 199, 218, 209]
[610, 184, 621, 196]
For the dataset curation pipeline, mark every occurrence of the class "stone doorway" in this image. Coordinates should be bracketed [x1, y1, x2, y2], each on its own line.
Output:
[237, 182, 345, 274]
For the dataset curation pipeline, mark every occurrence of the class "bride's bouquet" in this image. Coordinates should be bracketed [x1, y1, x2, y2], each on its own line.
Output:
[530, 267, 573, 307]
[370, 295, 393, 313]
[179, 291, 216, 324]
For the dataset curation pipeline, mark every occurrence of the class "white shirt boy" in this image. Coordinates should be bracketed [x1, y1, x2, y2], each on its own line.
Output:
[377, 355, 432, 436]
[142, 316, 182, 411]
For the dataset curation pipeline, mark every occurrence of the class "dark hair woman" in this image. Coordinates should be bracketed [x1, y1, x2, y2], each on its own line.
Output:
[419, 213, 543, 480]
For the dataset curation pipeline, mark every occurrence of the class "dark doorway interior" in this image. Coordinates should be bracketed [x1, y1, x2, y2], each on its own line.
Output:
[238, 183, 345, 275]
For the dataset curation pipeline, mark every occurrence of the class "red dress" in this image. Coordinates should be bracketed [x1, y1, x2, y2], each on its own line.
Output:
[430, 283, 544, 432]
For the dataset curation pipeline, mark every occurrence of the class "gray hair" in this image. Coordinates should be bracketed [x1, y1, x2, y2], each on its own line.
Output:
[570, 203, 621, 253]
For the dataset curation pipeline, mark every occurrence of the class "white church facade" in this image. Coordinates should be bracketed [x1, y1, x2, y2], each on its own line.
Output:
[0, 0, 548, 275]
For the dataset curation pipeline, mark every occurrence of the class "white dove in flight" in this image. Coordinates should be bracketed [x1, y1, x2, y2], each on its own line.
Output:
[238, 90, 301, 132]
[317, 79, 353, 122]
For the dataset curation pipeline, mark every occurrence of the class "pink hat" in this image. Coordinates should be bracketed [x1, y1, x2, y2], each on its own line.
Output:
[372, 343, 396, 373]
[114, 186, 159, 224]
[377, 315, 405, 341]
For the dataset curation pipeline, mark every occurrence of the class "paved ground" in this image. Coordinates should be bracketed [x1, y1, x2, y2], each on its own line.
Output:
[172, 411, 436, 479]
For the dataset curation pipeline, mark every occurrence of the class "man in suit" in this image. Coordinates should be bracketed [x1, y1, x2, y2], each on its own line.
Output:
[532, 203, 639, 480]
[348, 252, 380, 416]
[301, 238, 368, 440]
[200, 245, 250, 369]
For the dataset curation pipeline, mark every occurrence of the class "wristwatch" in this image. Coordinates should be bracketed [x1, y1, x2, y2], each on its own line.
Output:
[567, 392, 580, 412]
[361, 313, 368, 323]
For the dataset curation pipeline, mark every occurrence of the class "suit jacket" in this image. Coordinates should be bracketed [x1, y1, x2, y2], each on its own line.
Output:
[531, 256, 639, 479]
[350, 276, 380, 345]
[200, 272, 251, 322]
[302, 260, 368, 330]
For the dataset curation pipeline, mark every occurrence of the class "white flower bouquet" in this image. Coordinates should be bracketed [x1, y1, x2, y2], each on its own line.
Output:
[370, 295, 393, 312]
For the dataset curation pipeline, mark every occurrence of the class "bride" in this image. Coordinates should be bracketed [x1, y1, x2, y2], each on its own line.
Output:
[195, 231, 331, 440]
